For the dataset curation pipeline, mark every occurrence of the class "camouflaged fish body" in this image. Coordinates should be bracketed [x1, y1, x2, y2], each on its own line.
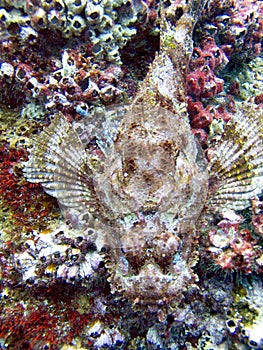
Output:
[23, 1, 263, 304]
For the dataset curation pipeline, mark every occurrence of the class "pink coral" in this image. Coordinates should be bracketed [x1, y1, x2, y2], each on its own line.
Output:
[207, 212, 262, 274]
[187, 38, 228, 137]
[187, 98, 213, 129]
[189, 37, 228, 71]
[187, 65, 224, 98]
[187, 38, 226, 99]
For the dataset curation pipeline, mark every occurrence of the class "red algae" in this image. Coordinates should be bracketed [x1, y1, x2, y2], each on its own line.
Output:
[0, 284, 93, 350]
[0, 143, 59, 232]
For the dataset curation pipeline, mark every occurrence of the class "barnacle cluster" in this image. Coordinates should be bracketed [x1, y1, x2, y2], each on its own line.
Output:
[0, 37, 126, 116]
[13, 222, 105, 285]
[0, 0, 159, 119]
[197, 0, 263, 64]
[0, 0, 156, 62]
[204, 209, 263, 274]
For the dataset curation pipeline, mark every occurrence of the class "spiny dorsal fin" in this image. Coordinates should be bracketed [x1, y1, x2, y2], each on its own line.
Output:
[23, 113, 99, 213]
[207, 102, 263, 211]
[133, 0, 208, 113]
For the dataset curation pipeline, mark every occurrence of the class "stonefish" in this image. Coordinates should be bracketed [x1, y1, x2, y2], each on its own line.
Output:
[24, 0, 263, 305]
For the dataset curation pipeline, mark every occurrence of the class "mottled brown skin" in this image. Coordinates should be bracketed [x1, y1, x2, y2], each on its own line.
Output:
[95, 101, 208, 303]
[94, 2, 210, 303]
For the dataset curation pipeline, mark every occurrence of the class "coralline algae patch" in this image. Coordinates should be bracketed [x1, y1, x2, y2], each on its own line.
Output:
[223, 54, 263, 101]
[225, 281, 263, 349]
[0, 106, 60, 236]
[0, 143, 59, 231]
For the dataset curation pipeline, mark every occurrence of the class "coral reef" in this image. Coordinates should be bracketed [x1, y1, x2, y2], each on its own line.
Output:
[186, 0, 263, 142]
[0, 0, 263, 349]
[0, 0, 158, 116]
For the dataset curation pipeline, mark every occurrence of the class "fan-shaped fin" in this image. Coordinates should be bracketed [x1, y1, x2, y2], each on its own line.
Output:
[207, 102, 263, 211]
[23, 114, 98, 213]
